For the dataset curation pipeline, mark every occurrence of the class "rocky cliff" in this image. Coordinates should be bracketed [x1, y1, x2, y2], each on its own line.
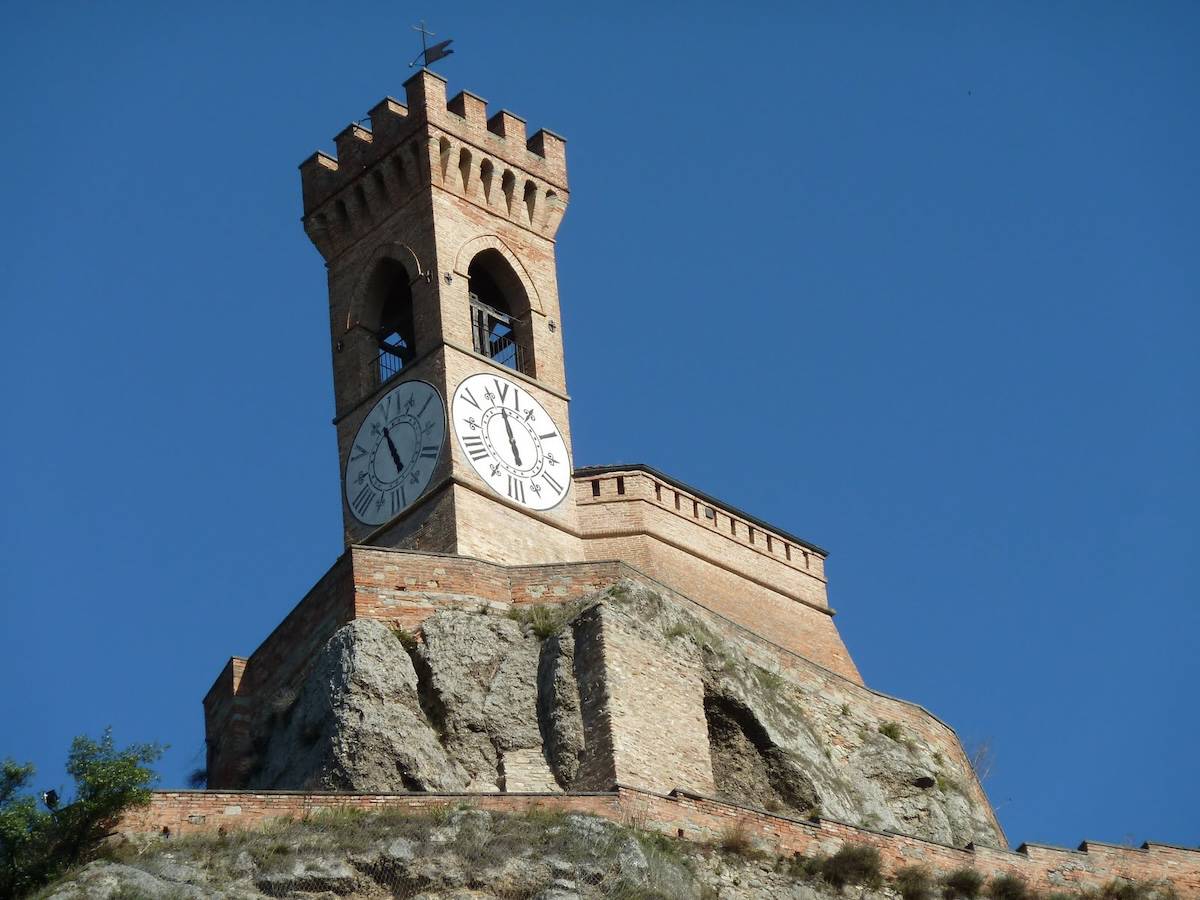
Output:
[241, 581, 1002, 850]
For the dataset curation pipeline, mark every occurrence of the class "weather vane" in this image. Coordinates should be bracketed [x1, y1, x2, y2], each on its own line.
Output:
[409, 21, 454, 69]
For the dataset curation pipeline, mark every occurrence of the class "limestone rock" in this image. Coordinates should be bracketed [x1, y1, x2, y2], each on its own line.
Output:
[418, 610, 545, 788]
[40, 861, 216, 900]
[250, 618, 467, 792]
[537, 628, 586, 788]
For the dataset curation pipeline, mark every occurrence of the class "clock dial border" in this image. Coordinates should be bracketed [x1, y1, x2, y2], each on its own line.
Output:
[451, 372, 571, 512]
[344, 379, 447, 526]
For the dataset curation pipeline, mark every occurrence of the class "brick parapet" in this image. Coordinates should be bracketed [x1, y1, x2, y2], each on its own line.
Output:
[576, 468, 827, 585]
[123, 789, 1198, 896]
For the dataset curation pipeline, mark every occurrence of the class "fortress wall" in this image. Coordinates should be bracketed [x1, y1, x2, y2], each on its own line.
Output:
[596, 605, 716, 796]
[574, 470, 860, 682]
[206, 547, 987, 823]
[204, 558, 355, 788]
[633, 570, 1000, 841]
[346, 545, 992, 838]
[576, 470, 828, 587]
[125, 789, 1199, 896]
[350, 544, 515, 628]
[584, 532, 861, 682]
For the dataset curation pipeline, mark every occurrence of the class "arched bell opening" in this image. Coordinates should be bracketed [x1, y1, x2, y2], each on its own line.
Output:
[467, 249, 534, 377]
[363, 258, 416, 385]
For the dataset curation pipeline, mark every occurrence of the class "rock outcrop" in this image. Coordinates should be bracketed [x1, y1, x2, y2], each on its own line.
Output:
[249, 618, 467, 792]
[242, 581, 1003, 849]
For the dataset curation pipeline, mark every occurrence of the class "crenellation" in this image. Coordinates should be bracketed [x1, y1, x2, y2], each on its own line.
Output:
[487, 109, 526, 143]
[447, 89, 488, 128]
[527, 129, 566, 170]
[333, 122, 373, 172]
[367, 96, 408, 140]
[298, 151, 339, 214]
[300, 70, 567, 259]
[403, 66, 449, 116]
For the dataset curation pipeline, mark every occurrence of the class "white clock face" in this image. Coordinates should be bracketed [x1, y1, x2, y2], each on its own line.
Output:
[452, 373, 571, 511]
[345, 380, 446, 525]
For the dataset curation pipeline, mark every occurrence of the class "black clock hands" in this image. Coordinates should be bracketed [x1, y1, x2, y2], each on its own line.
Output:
[500, 409, 523, 467]
[383, 425, 405, 474]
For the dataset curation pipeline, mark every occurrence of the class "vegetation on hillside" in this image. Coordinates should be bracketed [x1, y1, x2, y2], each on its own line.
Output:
[1, 729, 162, 897]
[23, 800, 1184, 900]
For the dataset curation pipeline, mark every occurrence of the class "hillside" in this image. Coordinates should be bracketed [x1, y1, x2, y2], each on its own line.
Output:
[38, 806, 1178, 900]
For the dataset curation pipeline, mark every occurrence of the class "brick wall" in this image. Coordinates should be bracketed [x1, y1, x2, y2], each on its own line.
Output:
[574, 470, 861, 682]
[598, 605, 716, 796]
[204, 556, 355, 787]
[124, 788, 1199, 896]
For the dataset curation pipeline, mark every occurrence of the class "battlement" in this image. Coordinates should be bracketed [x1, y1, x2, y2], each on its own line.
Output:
[299, 70, 568, 258]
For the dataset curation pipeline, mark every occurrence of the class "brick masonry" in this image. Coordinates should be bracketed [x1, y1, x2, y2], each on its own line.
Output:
[123, 788, 1200, 896]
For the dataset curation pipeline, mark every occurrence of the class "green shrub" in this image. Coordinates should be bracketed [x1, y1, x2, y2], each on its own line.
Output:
[937, 773, 963, 795]
[787, 852, 826, 881]
[391, 625, 419, 652]
[1, 729, 163, 898]
[1096, 880, 1180, 900]
[717, 821, 754, 856]
[942, 867, 985, 898]
[988, 873, 1031, 900]
[879, 721, 904, 742]
[895, 864, 936, 900]
[821, 843, 882, 888]
[506, 604, 571, 640]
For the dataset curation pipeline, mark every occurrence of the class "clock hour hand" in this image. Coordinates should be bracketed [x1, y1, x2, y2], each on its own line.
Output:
[383, 425, 405, 473]
[500, 409, 523, 467]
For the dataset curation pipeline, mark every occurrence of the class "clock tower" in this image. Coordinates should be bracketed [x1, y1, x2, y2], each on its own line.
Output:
[204, 70, 870, 794]
[301, 69, 580, 565]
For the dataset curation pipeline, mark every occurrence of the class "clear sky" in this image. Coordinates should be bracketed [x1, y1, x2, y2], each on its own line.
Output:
[1, 1, 1196, 852]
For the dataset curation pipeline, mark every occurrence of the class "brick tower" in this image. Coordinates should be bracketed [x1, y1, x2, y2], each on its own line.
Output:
[301, 69, 579, 565]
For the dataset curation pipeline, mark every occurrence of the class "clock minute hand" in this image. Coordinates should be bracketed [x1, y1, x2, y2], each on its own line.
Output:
[500, 409, 523, 467]
[383, 426, 405, 472]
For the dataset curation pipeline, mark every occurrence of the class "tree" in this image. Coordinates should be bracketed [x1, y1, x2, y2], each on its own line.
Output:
[0, 729, 163, 897]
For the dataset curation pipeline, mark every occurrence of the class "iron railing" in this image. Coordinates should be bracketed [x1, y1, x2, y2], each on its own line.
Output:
[470, 298, 533, 376]
[376, 348, 402, 384]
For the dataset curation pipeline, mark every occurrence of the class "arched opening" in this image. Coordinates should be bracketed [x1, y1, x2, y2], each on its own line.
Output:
[467, 249, 533, 376]
[364, 258, 416, 384]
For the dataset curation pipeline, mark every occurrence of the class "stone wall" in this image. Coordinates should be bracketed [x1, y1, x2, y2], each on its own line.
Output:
[123, 788, 1199, 897]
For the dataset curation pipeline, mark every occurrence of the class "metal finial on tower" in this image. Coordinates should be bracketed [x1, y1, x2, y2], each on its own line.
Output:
[409, 21, 454, 69]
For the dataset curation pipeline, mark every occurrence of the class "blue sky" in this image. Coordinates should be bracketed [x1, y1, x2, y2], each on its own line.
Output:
[1, 1, 1196, 851]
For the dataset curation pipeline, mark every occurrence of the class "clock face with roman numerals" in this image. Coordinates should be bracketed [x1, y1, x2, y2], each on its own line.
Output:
[452, 372, 571, 511]
[344, 380, 446, 526]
